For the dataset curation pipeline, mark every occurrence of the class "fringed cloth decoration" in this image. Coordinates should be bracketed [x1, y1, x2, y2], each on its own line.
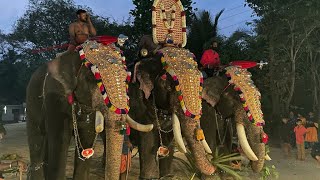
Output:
[158, 47, 203, 120]
[225, 66, 265, 126]
[152, 0, 187, 47]
[120, 152, 132, 174]
[77, 40, 131, 114]
[120, 135, 132, 174]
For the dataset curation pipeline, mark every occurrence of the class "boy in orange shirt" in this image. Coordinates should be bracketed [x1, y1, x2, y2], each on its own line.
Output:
[294, 119, 307, 160]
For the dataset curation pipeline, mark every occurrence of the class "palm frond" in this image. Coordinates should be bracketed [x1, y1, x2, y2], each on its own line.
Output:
[174, 147, 243, 180]
[173, 156, 194, 173]
[216, 164, 243, 180]
[212, 9, 225, 38]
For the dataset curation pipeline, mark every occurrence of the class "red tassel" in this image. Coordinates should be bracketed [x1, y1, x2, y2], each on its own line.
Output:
[95, 72, 101, 79]
[67, 93, 74, 105]
[115, 108, 121, 114]
[126, 75, 131, 82]
[126, 124, 131, 135]
[262, 133, 269, 144]
[161, 74, 167, 80]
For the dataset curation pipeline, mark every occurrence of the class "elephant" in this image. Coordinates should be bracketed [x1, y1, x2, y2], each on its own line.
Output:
[201, 72, 270, 173]
[119, 34, 218, 179]
[26, 39, 154, 180]
[130, 35, 269, 178]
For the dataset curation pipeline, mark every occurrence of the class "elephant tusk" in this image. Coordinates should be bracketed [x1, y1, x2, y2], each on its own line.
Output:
[126, 115, 154, 132]
[95, 111, 104, 133]
[265, 154, 272, 161]
[236, 123, 259, 161]
[200, 139, 213, 154]
[172, 113, 187, 153]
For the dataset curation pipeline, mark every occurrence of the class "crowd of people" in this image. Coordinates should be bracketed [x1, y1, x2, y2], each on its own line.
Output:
[279, 111, 320, 167]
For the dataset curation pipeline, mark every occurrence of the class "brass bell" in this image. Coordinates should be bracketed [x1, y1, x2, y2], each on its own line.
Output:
[140, 48, 148, 57]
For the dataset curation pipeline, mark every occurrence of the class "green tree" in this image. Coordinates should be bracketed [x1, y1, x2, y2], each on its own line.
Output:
[187, 10, 223, 60]
[245, 0, 320, 118]
[1, 0, 134, 104]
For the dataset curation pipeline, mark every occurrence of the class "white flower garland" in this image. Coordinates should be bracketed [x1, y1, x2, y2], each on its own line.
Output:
[152, 0, 187, 47]
[159, 3, 176, 29]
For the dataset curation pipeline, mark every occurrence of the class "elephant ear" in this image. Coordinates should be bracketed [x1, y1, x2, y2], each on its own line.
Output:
[47, 53, 81, 96]
[134, 57, 163, 99]
[202, 77, 226, 107]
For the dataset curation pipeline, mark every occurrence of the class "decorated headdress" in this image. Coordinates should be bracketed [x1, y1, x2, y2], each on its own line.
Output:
[152, 0, 187, 47]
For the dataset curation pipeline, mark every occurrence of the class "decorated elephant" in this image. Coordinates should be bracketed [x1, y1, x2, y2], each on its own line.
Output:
[122, 0, 225, 177]
[134, 30, 271, 176]
[201, 63, 271, 173]
[129, 51, 217, 178]
[26, 36, 154, 180]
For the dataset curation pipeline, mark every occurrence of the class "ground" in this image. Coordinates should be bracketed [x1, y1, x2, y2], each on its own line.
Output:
[0, 123, 319, 180]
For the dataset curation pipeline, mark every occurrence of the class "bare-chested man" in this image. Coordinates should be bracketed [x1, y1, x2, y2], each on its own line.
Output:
[68, 9, 96, 51]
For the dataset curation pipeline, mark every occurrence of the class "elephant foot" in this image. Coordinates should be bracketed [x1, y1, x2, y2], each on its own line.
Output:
[139, 177, 159, 180]
[27, 162, 46, 180]
[201, 173, 221, 180]
[159, 174, 179, 180]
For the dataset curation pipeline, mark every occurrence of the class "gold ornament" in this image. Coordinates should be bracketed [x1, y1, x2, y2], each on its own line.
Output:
[82, 41, 128, 110]
[160, 47, 201, 115]
[226, 66, 265, 126]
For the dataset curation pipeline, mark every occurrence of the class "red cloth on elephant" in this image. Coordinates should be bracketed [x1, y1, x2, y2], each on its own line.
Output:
[229, 61, 257, 69]
[120, 152, 131, 173]
[200, 49, 220, 68]
[90, 36, 117, 45]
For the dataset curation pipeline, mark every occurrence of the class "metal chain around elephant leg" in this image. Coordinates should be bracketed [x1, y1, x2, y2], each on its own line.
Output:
[214, 109, 230, 146]
[152, 93, 170, 158]
[72, 103, 99, 161]
[72, 104, 85, 161]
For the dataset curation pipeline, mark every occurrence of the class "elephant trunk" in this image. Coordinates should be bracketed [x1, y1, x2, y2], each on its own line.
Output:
[247, 125, 265, 172]
[179, 114, 216, 175]
[104, 111, 124, 180]
[235, 105, 265, 172]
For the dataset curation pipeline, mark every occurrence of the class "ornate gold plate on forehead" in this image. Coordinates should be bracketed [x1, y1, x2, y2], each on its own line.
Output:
[226, 66, 264, 126]
[160, 47, 202, 117]
[81, 41, 128, 110]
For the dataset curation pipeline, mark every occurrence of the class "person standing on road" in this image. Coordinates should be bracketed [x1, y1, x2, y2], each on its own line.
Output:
[280, 118, 292, 158]
[294, 119, 307, 161]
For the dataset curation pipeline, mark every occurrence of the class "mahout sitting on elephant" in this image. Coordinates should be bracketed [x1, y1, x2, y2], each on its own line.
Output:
[26, 35, 154, 180]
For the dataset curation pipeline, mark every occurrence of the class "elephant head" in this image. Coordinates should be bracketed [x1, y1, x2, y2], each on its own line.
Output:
[137, 34, 162, 59]
[45, 40, 153, 179]
[133, 36, 216, 175]
[202, 67, 269, 173]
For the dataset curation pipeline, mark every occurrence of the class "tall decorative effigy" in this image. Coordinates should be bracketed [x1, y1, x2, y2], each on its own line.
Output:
[152, 0, 208, 144]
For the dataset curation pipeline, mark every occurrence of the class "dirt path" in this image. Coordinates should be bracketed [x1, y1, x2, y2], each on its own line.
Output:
[1, 123, 320, 180]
